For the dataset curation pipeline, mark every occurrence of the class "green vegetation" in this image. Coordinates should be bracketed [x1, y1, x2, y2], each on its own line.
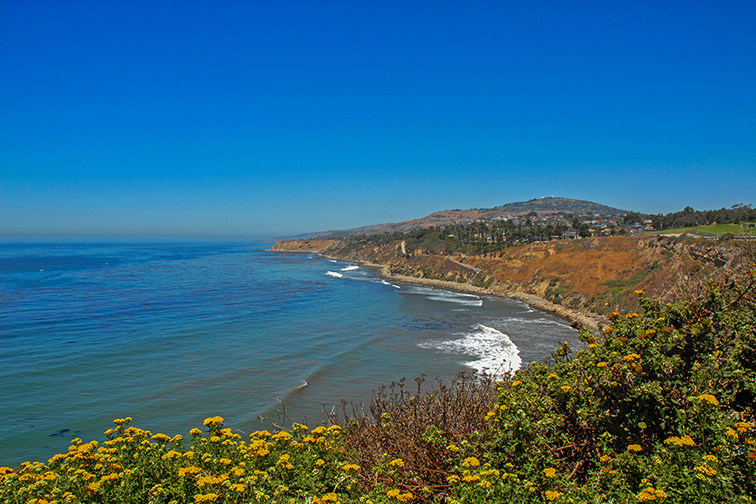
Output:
[2, 269, 755, 503]
[650, 204, 755, 232]
[346, 220, 572, 258]
[651, 223, 755, 237]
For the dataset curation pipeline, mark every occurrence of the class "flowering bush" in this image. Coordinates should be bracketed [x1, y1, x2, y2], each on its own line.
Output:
[442, 268, 756, 503]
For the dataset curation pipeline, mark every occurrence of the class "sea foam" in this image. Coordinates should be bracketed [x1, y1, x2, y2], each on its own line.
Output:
[406, 286, 483, 306]
[419, 324, 521, 375]
[325, 271, 344, 278]
[341, 265, 360, 272]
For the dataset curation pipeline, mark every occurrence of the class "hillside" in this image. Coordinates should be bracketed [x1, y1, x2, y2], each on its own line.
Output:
[315, 197, 628, 237]
[491, 197, 628, 215]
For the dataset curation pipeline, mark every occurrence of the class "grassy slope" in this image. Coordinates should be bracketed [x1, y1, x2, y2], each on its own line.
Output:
[652, 223, 755, 237]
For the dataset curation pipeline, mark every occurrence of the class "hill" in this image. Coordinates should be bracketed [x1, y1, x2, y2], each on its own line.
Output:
[316, 197, 628, 238]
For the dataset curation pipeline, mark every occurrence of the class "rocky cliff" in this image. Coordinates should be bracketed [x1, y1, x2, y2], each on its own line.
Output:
[272, 235, 752, 318]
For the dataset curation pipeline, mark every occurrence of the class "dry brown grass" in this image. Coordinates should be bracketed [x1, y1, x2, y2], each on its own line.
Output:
[332, 372, 497, 499]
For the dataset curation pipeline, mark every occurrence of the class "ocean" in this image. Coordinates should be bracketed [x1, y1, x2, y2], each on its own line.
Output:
[0, 239, 579, 467]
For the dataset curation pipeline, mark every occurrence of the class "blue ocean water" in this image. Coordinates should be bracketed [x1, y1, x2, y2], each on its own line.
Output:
[0, 240, 579, 466]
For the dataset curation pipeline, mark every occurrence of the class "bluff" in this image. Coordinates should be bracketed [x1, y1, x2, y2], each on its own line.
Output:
[272, 235, 752, 325]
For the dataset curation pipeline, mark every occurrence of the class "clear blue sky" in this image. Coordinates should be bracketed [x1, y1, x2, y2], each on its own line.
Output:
[2, 1, 754, 238]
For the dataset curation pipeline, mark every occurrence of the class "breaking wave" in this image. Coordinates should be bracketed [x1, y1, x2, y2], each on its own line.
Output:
[419, 324, 521, 375]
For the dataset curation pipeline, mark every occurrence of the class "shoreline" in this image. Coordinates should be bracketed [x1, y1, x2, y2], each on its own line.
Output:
[319, 254, 608, 334]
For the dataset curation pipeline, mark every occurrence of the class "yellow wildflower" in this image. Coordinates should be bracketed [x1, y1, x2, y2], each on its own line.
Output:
[696, 394, 719, 406]
[178, 466, 202, 477]
[311, 426, 326, 435]
[342, 463, 360, 472]
[702, 455, 718, 463]
[637, 486, 667, 502]
[447, 474, 460, 483]
[203, 416, 224, 427]
[726, 428, 739, 439]
[634, 290, 645, 295]
[446, 444, 459, 452]
[150, 433, 171, 443]
[231, 484, 245, 492]
[512, 380, 522, 387]
[597, 362, 608, 368]
[190, 428, 202, 436]
[315, 459, 325, 467]
[389, 458, 405, 468]
[194, 494, 219, 503]
[544, 490, 562, 501]
[326, 425, 342, 432]
[735, 422, 752, 434]
[462, 457, 481, 468]
[627, 444, 642, 453]
[696, 465, 717, 477]
[543, 467, 556, 478]
[599, 454, 611, 462]
[560, 385, 571, 393]
[547, 373, 558, 379]
[272, 431, 293, 441]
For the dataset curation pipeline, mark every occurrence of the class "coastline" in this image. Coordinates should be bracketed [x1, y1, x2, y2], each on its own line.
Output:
[319, 254, 608, 334]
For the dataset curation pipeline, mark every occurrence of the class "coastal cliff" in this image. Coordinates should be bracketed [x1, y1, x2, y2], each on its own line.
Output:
[271, 235, 752, 331]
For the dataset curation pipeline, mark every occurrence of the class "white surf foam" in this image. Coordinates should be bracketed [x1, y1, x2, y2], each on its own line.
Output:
[327, 259, 338, 263]
[380, 279, 401, 289]
[500, 316, 571, 328]
[325, 271, 344, 278]
[407, 286, 483, 306]
[419, 324, 521, 375]
[341, 265, 360, 271]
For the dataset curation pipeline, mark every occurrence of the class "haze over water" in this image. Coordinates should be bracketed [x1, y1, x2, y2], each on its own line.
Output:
[0, 240, 578, 466]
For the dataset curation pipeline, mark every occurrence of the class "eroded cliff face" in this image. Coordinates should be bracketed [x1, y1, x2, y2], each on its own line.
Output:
[273, 236, 752, 315]
[269, 239, 338, 252]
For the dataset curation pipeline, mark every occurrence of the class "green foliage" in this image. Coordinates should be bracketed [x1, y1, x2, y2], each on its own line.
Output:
[444, 268, 756, 503]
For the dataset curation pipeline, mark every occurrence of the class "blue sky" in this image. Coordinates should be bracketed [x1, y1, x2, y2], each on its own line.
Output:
[2, 1, 754, 238]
